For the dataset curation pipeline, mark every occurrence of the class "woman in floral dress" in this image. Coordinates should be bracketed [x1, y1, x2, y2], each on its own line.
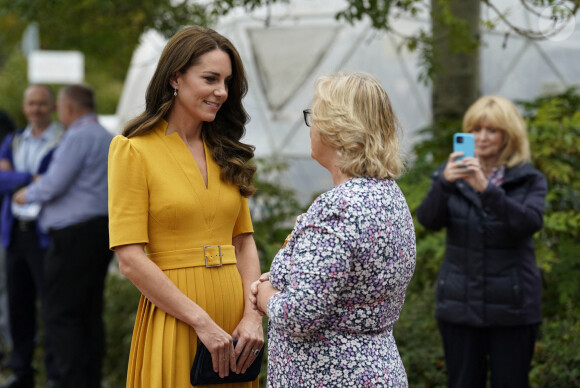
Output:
[250, 72, 416, 387]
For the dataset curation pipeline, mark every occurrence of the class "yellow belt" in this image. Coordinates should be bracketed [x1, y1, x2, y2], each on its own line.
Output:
[147, 245, 236, 270]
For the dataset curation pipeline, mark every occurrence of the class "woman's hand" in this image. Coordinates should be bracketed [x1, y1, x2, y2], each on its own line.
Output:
[249, 272, 270, 313]
[194, 316, 237, 378]
[443, 152, 472, 183]
[443, 153, 488, 193]
[231, 314, 264, 374]
[230, 234, 265, 373]
[460, 156, 489, 192]
[255, 280, 280, 316]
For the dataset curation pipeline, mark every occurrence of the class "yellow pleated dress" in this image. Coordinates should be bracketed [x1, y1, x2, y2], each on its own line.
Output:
[108, 120, 259, 388]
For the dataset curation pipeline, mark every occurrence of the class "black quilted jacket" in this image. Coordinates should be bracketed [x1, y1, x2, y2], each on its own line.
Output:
[417, 162, 547, 327]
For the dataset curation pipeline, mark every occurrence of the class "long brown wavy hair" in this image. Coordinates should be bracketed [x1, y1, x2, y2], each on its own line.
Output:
[122, 26, 256, 196]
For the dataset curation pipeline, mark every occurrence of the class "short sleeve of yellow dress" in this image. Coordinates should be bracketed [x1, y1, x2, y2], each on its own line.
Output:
[108, 121, 258, 388]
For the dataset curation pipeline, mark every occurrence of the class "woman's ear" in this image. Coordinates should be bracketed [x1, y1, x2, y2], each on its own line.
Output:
[169, 72, 180, 89]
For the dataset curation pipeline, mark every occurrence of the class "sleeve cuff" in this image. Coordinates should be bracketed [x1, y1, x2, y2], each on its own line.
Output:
[24, 184, 36, 203]
[434, 171, 455, 193]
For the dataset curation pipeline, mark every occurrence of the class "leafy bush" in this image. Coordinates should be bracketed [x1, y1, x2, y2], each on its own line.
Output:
[249, 158, 306, 272]
[530, 311, 580, 387]
[102, 267, 141, 387]
[394, 120, 457, 387]
[0, 50, 28, 128]
[396, 283, 446, 387]
[520, 90, 580, 388]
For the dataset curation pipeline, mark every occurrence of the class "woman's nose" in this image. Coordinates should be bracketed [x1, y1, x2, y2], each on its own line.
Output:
[215, 83, 228, 97]
[478, 128, 489, 140]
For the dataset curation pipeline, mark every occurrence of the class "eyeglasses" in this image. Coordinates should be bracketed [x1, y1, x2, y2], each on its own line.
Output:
[303, 109, 311, 127]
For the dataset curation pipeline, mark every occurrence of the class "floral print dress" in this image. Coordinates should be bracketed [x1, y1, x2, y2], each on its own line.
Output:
[267, 177, 417, 387]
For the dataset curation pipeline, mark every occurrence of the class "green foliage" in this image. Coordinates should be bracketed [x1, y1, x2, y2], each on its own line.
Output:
[432, 0, 480, 53]
[392, 119, 457, 386]
[0, 13, 25, 66]
[522, 90, 580, 387]
[396, 122, 456, 295]
[102, 269, 142, 387]
[87, 72, 125, 115]
[336, 0, 424, 30]
[530, 312, 580, 387]
[250, 158, 306, 271]
[519, 89, 580, 282]
[521, 89, 580, 213]
[212, 0, 290, 16]
[396, 283, 446, 387]
[0, 50, 28, 127]
[531, 237, 580, 388]
[0, 0, 215, 78]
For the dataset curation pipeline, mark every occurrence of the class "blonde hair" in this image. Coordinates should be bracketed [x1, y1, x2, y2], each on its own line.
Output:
[311, 72, 404, 179]
[462, 95, 530, 167]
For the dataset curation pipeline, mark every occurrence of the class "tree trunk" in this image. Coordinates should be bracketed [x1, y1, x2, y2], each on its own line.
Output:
[431, 0, 481, 122]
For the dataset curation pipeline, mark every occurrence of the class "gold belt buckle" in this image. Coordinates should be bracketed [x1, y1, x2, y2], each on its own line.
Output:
[204, 245, 223, 267]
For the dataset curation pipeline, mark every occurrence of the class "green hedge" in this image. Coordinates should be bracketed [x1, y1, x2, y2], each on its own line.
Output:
[102, 266, 141, 387]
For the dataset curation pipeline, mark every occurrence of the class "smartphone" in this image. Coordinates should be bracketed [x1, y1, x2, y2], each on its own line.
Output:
[453, 133, 474, 161]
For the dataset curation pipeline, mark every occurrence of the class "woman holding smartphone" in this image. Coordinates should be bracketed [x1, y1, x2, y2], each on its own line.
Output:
[417, 95, 547, 388]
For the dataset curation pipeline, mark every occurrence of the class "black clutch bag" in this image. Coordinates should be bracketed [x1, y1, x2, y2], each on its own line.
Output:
[190, 339, 264, 386]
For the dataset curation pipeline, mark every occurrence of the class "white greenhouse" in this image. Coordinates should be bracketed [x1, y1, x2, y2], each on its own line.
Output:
[113, 0, 580, 203]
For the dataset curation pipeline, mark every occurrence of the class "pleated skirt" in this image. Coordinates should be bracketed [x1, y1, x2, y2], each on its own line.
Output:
[126, 263, 260, 388]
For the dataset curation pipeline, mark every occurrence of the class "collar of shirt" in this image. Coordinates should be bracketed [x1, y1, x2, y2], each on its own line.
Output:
[68, 114, 98, 131]
[22, 122, 61, 142]
[488, 165, 506, 186]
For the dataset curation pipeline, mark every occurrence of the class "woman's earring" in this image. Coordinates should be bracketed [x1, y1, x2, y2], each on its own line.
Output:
[174, 88, 178, 97]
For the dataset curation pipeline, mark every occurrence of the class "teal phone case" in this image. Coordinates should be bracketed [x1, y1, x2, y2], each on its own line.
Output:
[453, 133, 474, 161]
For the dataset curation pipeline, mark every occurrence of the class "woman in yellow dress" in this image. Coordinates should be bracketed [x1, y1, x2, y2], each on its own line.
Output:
[108, 26, 264, 387]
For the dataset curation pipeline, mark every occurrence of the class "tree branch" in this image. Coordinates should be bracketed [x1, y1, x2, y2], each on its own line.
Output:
[482, 0, 579, 40]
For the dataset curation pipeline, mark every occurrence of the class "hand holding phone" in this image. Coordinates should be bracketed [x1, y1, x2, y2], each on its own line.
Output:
[453, 133, 475, 161]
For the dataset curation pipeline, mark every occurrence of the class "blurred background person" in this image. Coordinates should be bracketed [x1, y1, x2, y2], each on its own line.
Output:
[251, 71, 416, 387]
[13, 84, 112, 388]
[0, 109, 15, 364]
[0, 111, 15, 144]
[416, 95, 547, 388]
[0, 86, 62, 388]
[108, 26, 263, 388]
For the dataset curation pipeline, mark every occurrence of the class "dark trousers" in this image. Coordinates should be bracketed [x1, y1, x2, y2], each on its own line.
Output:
[438, 320, 539, 388]
[5, 225, 59, 380]
[44, 217, 112, 388]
